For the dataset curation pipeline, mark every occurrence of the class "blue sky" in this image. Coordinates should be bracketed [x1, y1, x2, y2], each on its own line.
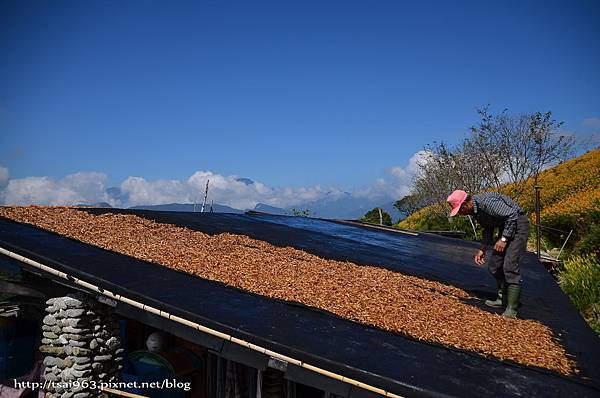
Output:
[0, 1, 599, 208]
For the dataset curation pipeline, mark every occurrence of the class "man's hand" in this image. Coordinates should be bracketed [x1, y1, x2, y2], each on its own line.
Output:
[474, 249, 486, 266]
[494, 239, 507, 253]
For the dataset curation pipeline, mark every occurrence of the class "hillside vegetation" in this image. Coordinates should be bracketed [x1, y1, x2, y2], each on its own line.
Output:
[398, 147, 600, 250]
[504, 147, 600, 219]
[397, 147, 600, 333]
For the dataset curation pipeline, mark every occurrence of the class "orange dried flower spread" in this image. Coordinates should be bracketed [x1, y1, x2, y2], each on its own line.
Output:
[0, 206, 577, 375]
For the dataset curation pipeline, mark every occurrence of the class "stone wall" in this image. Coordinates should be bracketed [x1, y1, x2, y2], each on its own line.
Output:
[40, 294, 123, 398]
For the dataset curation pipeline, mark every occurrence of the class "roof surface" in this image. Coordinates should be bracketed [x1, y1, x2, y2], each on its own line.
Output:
[0, 209, 599, 398]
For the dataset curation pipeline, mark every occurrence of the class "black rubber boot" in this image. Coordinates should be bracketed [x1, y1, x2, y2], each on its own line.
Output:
[502, 284, 521, 318]
[485, 279, 506, 308]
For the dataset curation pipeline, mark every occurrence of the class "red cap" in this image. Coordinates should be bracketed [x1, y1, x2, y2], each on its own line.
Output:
[447, 190, 468, 217]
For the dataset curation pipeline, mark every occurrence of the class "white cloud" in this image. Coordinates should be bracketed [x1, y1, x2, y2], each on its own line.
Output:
[0, 166, 8, 189]
[0, 151, 427, 209]
[121, 171, 344, 210]
[353, 151, 428, 201]
[0, 172, 115, 206]
[0, 168, 344, 210]
[389, 150, 429, 183]
[121, 177, 194, 207]
[580, 118, 600, 150]
[187, 171, 270, 209]
[583, 117, 600, 130]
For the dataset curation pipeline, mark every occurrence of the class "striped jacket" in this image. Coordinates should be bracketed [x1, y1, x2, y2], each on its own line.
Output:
[472, 192, 524, 246]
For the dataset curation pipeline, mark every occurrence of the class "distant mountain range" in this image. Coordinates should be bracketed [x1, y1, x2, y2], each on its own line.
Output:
[89, 183, 405, 222]
[83, 199, 403, 222]
[275, 191, 404, 222]
[131, 203, 244, 214]
[252, 203, 291, 215]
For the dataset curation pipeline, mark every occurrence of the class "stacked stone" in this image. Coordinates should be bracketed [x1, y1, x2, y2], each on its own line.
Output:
[40, 294, 124, 398]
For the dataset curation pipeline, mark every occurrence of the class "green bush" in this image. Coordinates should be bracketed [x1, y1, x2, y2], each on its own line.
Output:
[541, 200, 600, 255]
[291, 208, 311, 217]
[361, 208, 392, 226]
[540, 213, 578, 248]
[412, 209, 450, 230]
[558, 254, 600, 334]
[397, 204, 481, 241]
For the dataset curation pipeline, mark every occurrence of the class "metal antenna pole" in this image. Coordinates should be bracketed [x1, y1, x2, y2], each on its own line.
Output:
[535, 186, 542, 260]
[201, 179, 209, 213]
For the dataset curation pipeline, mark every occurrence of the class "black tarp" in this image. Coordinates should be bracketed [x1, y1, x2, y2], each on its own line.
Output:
[0, 209, 599, 397]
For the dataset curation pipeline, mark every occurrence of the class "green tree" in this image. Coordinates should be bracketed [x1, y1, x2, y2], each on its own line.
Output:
[401, 203, 481, 240]
[291, 208, 311, 217]
[394, 194, 422, 217]
[542, 200, 600, 255]
[403, 106, 575, 229]
[469, 107, 574, 197]
[361, 208, 392, 226]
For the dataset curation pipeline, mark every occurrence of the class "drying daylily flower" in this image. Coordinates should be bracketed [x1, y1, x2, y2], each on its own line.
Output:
[0, 206, 577, 375]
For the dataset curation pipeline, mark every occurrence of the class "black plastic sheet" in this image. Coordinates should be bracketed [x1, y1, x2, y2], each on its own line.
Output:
[0, 209, 598, 397]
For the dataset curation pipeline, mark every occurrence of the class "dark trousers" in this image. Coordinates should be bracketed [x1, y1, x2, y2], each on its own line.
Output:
[488, 215, 529, 284]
